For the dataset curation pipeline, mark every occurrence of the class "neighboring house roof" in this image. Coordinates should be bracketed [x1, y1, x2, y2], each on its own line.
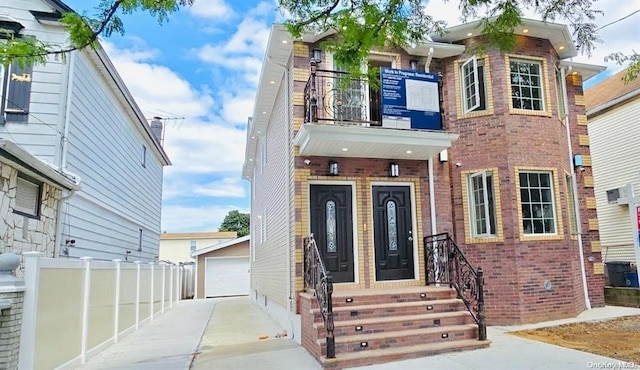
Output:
[160, 231, 238, 240]
[33, 0, 171, 166]
[190, 235, 250, 257]
[585, 68, 640, 117]
[0, 139, 80, 190]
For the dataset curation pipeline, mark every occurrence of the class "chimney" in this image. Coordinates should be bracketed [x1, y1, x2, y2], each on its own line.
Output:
[150, 116, 163, 145]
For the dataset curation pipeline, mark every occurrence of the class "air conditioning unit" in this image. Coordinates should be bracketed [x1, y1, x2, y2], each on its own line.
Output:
[606, 186, 628, 204]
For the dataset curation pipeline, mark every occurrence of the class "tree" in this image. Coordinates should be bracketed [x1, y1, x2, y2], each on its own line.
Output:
[219, 210, 250, 237]
[1, 0, 193, 67]
[279, 0, 639, 81]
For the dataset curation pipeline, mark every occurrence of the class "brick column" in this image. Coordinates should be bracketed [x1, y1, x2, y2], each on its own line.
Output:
[0, 253, 26, 369]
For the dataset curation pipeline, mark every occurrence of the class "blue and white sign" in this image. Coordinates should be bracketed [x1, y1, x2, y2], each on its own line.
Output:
[380, 67, 442, 130]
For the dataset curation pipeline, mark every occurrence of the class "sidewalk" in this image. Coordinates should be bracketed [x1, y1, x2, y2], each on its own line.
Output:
[78, 298, 640, 370]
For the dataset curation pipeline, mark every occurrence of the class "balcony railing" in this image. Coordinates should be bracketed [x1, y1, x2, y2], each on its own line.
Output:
[305, 61, 380, 127]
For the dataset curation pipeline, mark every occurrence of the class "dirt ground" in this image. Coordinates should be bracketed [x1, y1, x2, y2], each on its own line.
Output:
[511, 315, 640, 364]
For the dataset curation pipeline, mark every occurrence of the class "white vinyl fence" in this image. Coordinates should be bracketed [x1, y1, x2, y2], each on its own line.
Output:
[18, 252, 185, 370]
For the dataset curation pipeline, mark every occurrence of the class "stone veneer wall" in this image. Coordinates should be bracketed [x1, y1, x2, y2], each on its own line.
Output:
[0, 163, 62, 261]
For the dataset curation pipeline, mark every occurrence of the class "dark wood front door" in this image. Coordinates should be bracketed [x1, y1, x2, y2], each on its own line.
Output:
[373, 186, 415, 281]
[310, 185, 354, 283]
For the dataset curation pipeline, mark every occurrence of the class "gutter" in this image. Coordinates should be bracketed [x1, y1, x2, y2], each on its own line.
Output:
[560, 66, 591, 310]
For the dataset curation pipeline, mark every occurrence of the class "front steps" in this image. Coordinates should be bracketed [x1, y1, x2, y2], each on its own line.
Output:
[299, 286, 490, 369]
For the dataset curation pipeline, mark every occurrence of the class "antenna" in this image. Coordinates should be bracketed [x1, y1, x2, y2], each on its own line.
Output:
[146, 113, 185, 146]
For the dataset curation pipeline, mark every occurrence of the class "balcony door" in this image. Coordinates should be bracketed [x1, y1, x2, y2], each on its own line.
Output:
[368, 59, 392, 126]
[310, 184, 355, 283]
[373, 185, 415, 281]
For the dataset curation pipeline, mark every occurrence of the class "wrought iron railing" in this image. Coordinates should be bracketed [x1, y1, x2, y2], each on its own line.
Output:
[304, 60, 377, 127]
[424, 232, 486, 341]
[303, 233, 335, 358]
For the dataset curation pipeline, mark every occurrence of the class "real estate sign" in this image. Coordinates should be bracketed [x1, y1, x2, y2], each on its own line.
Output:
[380, 68, 441, 130]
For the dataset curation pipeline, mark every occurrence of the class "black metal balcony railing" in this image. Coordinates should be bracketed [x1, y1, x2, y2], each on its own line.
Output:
[304, 61, 379, 126]
[424, 233, 487, 341]
[303, 234, 335, 358]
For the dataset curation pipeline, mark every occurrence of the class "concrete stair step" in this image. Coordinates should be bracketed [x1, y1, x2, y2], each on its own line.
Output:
[313, 311, 475, 337]
[319, 324, 479, 353]
[320, 339, 491, 369]
[331, 286, 457, 307]
[311, 298, 465, 321]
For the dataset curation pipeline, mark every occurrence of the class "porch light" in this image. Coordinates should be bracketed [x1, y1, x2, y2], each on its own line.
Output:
[439, 149, 448, 162]
[410, 60, 418, 70]
[390, 163, 399, 177]
[329, 161, 339, 175]
[311, 48, 322, 63]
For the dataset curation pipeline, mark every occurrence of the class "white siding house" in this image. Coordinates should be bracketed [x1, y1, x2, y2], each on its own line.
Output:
[1, 0, 171, 261]
[586, 69, 640, 263]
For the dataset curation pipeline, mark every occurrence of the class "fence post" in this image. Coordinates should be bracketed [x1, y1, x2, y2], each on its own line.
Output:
[161, 263, 166, 314]
[18, 252, 42, 370]
[169, 265, 173, 309]
[80, 257, 93, 364]
[113, 259, 122, 343]
[477, 267, 487, 341]
[177, 263, 182, 304]
[134, 261, 141, 329]
[149, 262, 154, 320]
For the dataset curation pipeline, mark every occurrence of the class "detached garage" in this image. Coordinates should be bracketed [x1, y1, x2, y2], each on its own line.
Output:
[191, 235, 250, 299]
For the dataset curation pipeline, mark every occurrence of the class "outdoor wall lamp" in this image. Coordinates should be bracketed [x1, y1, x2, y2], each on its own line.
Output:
[390, 163, 399, 177]
[410, 60, 418, 70]
[311, 48, 322, 63]
[329, 160, 339, 176]
[439, 149, 448, 163]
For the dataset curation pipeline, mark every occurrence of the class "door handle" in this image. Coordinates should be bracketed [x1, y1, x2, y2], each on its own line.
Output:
[408, 236, 413, 241]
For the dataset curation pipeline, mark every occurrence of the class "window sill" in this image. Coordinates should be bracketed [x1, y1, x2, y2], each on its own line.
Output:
[519, 233, 564, 241]
[509, 108, 552, 117]
[466, 235, 503, 244]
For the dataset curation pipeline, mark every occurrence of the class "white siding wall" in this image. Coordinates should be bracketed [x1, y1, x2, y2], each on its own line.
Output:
[0, 0, 70, 162]
[251, 71, 291, 308]
[588, 96, 640, 262]
[61, 51, 164, 261]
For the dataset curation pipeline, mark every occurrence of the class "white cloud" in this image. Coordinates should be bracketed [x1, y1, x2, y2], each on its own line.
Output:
[161, 203, 249, 232]
[103, 41, 214, 120]
[192, 177, 246, 197]
[162, 120, 246, 175]
[188, 0, 235, 20]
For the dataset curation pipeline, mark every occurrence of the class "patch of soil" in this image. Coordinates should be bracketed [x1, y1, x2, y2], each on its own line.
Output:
[511, 315, 640, 364]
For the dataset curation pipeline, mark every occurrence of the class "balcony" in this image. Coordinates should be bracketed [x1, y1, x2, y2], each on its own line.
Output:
[294, 65, 458, 160]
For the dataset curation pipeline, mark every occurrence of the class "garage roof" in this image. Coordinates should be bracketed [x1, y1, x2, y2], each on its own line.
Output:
[190, 235, 250, 257]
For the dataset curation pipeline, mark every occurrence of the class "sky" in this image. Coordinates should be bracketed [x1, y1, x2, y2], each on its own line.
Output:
[62, 0, 640, 233]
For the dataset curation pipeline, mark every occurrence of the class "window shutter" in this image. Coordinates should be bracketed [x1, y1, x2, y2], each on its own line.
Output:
[5, 61, 33, 123]
[15, 177, 40, 216]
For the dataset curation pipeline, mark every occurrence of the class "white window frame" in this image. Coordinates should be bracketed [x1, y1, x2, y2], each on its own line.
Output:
[14, 175, 41, 218]
[519, 171, 557, 235]
[461, 56, 481, 113]
[509, 58, 546, 111]
[467, 171, 496, 237]
[190, 240, 197, 253]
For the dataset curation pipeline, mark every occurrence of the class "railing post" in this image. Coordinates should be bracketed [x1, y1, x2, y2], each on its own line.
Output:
[177, 263, 183, 303]
[309, 60, 318, 123]
[477, 267, 486, 341]
[325, 272, 335, 359]
[113, 259, 122, 343]
[80, 257, 93, 364]
[134, 261, 141, 329]
[18, 252, 42, 370]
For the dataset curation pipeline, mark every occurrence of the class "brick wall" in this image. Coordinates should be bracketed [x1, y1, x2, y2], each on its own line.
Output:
[0, 290, 24, 369]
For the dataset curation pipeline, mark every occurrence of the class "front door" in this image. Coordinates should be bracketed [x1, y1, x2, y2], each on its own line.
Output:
[310, 185, 355, 283]
[373, 186, 415, 281]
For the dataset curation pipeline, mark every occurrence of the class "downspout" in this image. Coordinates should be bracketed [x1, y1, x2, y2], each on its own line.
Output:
[55, 52, 78, 258]
[561, 66, 591, 310]
[424, 48, 438, 237]
[266, 55, 295, 337]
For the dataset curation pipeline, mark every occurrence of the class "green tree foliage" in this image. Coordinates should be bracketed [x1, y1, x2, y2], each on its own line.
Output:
[1, 0, 193, 67]
[279, 0, 638, 81]
[219, 210, 250, 237]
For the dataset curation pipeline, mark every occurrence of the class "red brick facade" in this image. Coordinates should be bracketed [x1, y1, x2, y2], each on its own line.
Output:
[291, 34, 604, 325]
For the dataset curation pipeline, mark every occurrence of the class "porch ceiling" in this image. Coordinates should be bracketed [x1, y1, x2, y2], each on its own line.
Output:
[293, 124, 459, 160]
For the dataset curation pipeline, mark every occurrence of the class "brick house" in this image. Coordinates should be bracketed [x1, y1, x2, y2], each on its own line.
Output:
[242, 19, 606, 367]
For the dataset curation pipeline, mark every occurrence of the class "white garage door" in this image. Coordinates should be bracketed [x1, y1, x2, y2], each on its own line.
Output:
[205, 257, 250, 297]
